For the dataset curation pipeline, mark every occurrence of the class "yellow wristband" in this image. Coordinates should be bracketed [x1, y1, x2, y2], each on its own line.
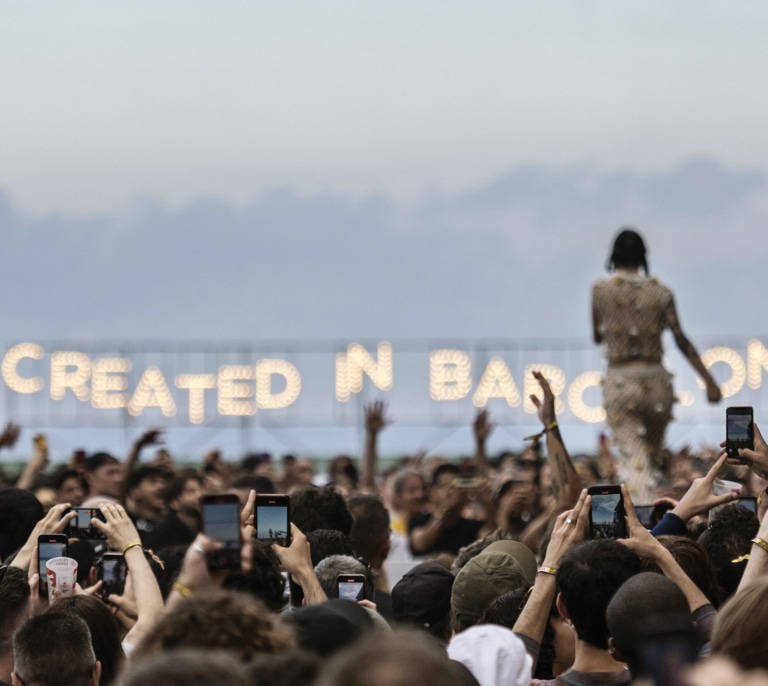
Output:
[546, 421, 558, 431]
[172, 581, 194, 597]
[751, 537, 768, 555]
[121, 541, 143, 555]
[537, 565, 557, 576]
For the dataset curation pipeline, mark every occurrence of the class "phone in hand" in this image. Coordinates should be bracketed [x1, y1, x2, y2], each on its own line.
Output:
[38, 534, 68, 596]
[588, 485, 627, 539]
[100, 552, 128, 601]
[337, 574, 366, 602]
[201, 494, 242, 571]
[254, 494, 291, 547]
[726, 406, 754, 457]
[67, 508, 107, 541]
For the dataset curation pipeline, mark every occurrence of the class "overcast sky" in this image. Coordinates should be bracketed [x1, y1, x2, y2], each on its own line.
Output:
[1, 2, 766, 460]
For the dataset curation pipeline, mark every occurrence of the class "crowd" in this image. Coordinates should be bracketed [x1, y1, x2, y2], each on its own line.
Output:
[1, 372, 768, 686]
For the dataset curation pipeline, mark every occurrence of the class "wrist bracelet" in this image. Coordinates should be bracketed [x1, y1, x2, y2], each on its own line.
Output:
[121, 541, 143, 555]
[546, 421, 558, 431]
[172, 581, 194, 597]
[751, 537, 768, 555]
[537, 565, 557, 576]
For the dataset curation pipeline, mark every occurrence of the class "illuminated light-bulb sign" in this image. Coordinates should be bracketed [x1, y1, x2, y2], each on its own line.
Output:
[0, 339, 764, 428]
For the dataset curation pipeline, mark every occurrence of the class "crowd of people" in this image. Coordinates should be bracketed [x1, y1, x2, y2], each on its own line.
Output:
[1, 368, 768, 686]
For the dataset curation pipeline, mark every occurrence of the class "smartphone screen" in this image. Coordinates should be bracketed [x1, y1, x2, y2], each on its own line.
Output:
[202, 495, 242, 571]
[337, 575, 366, 602]
[255, 494, 291, 547]
[38, 535, 68, 595]
[726, 406, 754, 457]
[101, 553, 128, 600]
[67, 508, 107, 541]
[738, 496, 758, 516]
[588, 485, 627, 539]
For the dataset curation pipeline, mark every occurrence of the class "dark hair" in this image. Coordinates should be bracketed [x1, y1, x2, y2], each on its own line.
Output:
[289, 529, 355, 607]
[697, 504, 759, 600]
[164, 470, 203, 503]
[53, 468, 87, 493]
[0, 565, 31, 631]
[290, 486, 353, 536]
[430, 463, 459, 487]
[481, 587, 558, 680]
[230, 474, 276, 494]
[0, 488, 44, 561]
[245, 649, 320, 686]
[607, 228, 649, 275]
[13, 613, 97, 686]
[557, 539, 642, 649]
[47, 595, 124, 686]
[224, 541, 286, 612]
[347, 494, 390, 564]
[117, 649, 249, 686]
[126, 465, 168, 493]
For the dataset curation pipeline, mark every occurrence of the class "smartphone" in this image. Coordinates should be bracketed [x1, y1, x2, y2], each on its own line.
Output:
[634, 502, 673, 529]
[726, 406, 754, 457]
[588, 485, 627, 539]
[67, 508, 107, 541]
[201, 494, 242, 571]
[738, 496, 758, 516]
[38, 534, 68, 596]
[100, 552, 128, 601]
[337, 574, 366, 602]
[254, 494, 291, 547]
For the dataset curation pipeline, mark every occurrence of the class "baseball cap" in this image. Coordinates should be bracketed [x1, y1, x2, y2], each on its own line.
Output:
[392, 561, 455, 628]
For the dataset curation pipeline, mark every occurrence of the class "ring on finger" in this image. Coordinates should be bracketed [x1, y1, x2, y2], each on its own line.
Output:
[565, 517, 575, 525]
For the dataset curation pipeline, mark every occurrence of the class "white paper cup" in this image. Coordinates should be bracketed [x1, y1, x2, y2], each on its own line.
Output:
[46, 556, 78, 602]
[712, 478, 742, 497]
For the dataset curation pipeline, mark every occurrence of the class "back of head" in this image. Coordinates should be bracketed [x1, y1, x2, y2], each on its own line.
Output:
[314, 555, 373, 601]
[0, 489, 43, 561]
[697, 503, 758, 600]
[13, 613, 97, 686]
[245, 650, 320, 686]
[392, 561, 454, 642]
[289, 529, 354, 607]
[117, 649, 248, 686]
[290, 486, 353, 536]
[451, 540, 536, 633]
[223, 542, 286, 612]
[652, 535, 723, 607]
[132, 590, 294, 663]
[316, 630, 462, 686]
[606, 572, 693, 677]
[607, 227, 648, 274]
[448, 624, 533, 686]
[47, 595, 124, 686]
[347, 494, 390, 564]
[284, 599, 375, 658]
[557, 539, 642, 650]
[711, 577, 768, 670]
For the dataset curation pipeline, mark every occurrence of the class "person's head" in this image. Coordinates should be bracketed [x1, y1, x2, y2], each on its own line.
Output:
[290, 486, 353, 536]
[711, 576, 768, 670]
[556, 539, 642, 650]
[116, 649, 248, 686]
[429, 464, 468, 512]
[327, 456, 359, 495]
[289, 529, 355, 608]
[84, 454, 124, 500]
[607, 227, 648, 274]
[284, 599, 375, 658]
[132, 590, 294, 663]
[392, 469, 428, 516]
[313, 555, 374, 602]
[229, 474, 275, 509]
[494, 479, 536, 526]
[697, 503, 759, 600]
[316, 629, 462, 686]
[126, 466, 167, 514]
[12, 613, 101, 686]
[347, 494, 391, 569]
[392, 562, 455, 643]
[0, 566, 31, 678]
[46, 595, 123, 686]
[223, 542, 286, 613]
[164, 470, 203, 518]
[606, 572, 694, 679]
[448, 624, 533, 686]
[481, 588, 570, 680]
[451, 540, 537, 634]
[53, 469, 86, 507]
[245, 650, 320, 686]
[647, 535, 723, 608]
[0, 489, 44, 562]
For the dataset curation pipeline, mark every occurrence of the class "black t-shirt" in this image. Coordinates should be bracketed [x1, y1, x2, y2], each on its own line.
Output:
[407, 513, 483, 556]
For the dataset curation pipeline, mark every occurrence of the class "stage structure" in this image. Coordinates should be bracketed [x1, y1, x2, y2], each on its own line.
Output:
[2, 338, 766, 436]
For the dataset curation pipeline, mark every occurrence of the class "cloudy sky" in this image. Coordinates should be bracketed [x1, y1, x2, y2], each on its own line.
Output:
[1, 2, 766, 461]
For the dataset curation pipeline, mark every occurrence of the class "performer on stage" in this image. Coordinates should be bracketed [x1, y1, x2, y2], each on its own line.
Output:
[592, 228, 721, 501]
